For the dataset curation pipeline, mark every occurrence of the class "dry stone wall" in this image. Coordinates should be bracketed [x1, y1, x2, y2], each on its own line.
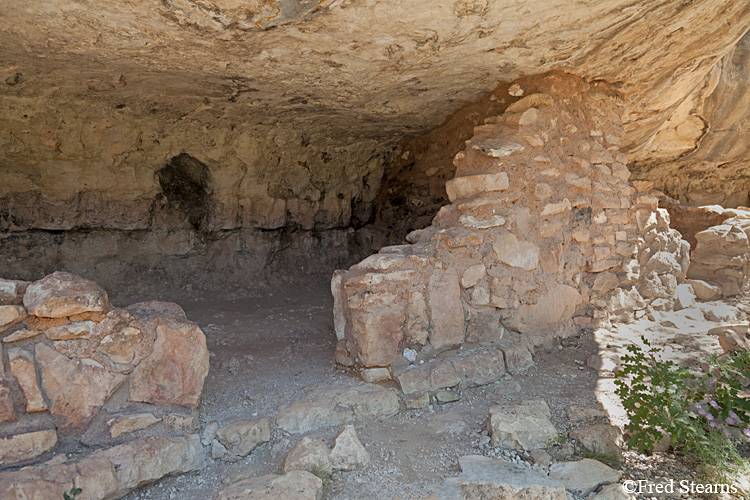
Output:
[333, 73, 689, 373]
[0, 271, 209, 497]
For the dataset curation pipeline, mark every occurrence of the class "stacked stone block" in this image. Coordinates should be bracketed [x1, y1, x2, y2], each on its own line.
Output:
[333, 73, 688, 373]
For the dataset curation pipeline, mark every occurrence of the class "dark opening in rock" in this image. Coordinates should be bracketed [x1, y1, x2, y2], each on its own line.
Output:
[157, 154, 210, 231]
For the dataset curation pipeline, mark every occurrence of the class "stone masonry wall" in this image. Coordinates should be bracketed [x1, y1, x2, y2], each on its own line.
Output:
[0, 272, 209, 477]
[332, 72, 689, 371]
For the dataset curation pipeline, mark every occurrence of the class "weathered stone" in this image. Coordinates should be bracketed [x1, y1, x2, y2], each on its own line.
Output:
[405, 393, 430, 409]
[0, 306, 26, 334]
[129, 317, 209, 408]
[493, 233, 539, 270]
[0, 429, 57, 466]
[2, 329, 42, 343]
[592, 272, 620, 294]
[434, 389, 460, 403]
[460, 214, 506, 229]
[125, 300, 187, 320]
[541, 198, 572, 216]
[0, 280, 18, 304]
[427, 269, 465, 352]
[216, 471, 323, 500]
[276, 382, 399, 433]
[8, 348, 48, 412]
[565, 405, 608, 422]
[108, 413, 161, 438]
[361, 367, 391, 383]
[509, 285, 581, 333]
[432, 455, 566, 500]
[283, 437, 332, 476]
[348, 294, 405, 367]
[0, 380, 14, 422]
[685, 279, 722, 302]
[549, 459, 622, 496]
[36, 343, 125, 430]
[331, 270, 347, 341]
[25, 315, 70, 331]
[528, 449, 552, 467]
[329, 425, 370, 472]
[97, 326, 144, 367]
[490, 400, 558, 449]
[45, 320, 95, 340]
[501, 344, 534, 374]
[591, 483, 636, 500]
[405, 290, 429, 346]
[674, 283, 696, 310]
[461, 264, 486, 289]
[445, 172, 509, 201]
[214, 418, 271, 462]
[24, 272, 108, 318]
[692, 224, 749, 267]
[570, 424, 623, 457]
[451, 351, 505, 387]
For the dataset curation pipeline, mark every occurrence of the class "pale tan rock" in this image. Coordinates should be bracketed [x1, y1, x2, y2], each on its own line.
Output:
[8, 348, 48, 412]
[2, 329, 42, 343]
[509, 284, 581, 332]
[427, 269, 465, 352]
[566, 405, 608, 422]
[549, 459, 622, 496]
[97, 326, 143, 366]
[0, 435, 204, 500]
[329, 425, 370, 472]
[404, 290, 429, 346]
[216, 471, 323, 500]
[0, 429, 57, 465]
[108, 413, 161, 438]
[570, 424, 623, 457]
[45, 320, 95, 340]
[459, 214, 506, 229]
[445, 172, 509, 201]
[275, 382, 399, 434]
[125, 300, 187, 320]
[0, 380, 15, 422]
[361, 367, 391, 383]
[0, 305, 26, 334]
[36, 343, 125, 429]
[685, 279, 722, 301]
[493, 233, 539, 271]
[129, 317, 209, 408]
[283, 437, 332, 476]
[461, 263, 486, 288]
[214, 418, 270, 462]
[490, 400, 558, 450]
[24, 272, 108, 318]
[0, 280, 18, 304]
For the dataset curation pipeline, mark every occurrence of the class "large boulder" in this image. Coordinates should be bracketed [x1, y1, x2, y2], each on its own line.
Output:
[129, 317, 210, 408]
[23, 272, 108, 318]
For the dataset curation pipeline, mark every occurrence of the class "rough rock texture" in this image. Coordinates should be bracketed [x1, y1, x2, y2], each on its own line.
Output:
[328, 425, 370, 472]
[632, 31, 750, 208]
[212, 418, 271, 462]
[0, 269, 210, 500]
[433, 455, 566, 500]
[334, 73, 685, 371]
[549, 459, 622, 496]
[489, 400, 557, 450]
[0, 429, 57, 466]
[275, 382, 399, 433]
[216, 471, 323, 500]
[0, 435, 205, 500]
[283, 437, 333, 476]
[1, 1, 749, 293]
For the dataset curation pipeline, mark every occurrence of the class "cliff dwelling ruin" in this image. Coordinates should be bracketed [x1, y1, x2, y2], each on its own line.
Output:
[1, 1, 750, 499]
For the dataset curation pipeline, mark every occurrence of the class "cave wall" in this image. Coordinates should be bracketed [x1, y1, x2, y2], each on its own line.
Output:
[2, 0, 750, 298]
[0, 94, 387, 298]
[631, 31, 750, 207]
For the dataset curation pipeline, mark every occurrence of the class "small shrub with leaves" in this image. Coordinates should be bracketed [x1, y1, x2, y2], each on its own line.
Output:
[63, 487, 82, 500]
[615, 337, 749, 475]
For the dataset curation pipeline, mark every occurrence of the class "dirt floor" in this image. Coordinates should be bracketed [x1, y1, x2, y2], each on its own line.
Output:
[121, 277, 749, 500]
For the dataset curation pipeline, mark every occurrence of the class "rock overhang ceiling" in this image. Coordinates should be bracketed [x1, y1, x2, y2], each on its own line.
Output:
[2, 0, 750, 152]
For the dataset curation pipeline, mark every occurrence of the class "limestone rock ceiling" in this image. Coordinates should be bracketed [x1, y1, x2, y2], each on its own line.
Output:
[2, 0, 749, 150]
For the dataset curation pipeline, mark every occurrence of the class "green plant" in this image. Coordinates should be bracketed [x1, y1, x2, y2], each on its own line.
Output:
[63, 487, 82, 500]
[308, 462, 332, 479]
[581, 449, 620, 468]
[615, 337, 749, 475]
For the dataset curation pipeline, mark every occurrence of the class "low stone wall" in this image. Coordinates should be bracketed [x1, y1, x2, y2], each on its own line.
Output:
[332, 73, 689, 371]
[0, 271, 209, 497]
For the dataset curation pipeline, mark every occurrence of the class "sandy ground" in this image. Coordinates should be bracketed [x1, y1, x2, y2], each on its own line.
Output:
[121, 278, 748, 500]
